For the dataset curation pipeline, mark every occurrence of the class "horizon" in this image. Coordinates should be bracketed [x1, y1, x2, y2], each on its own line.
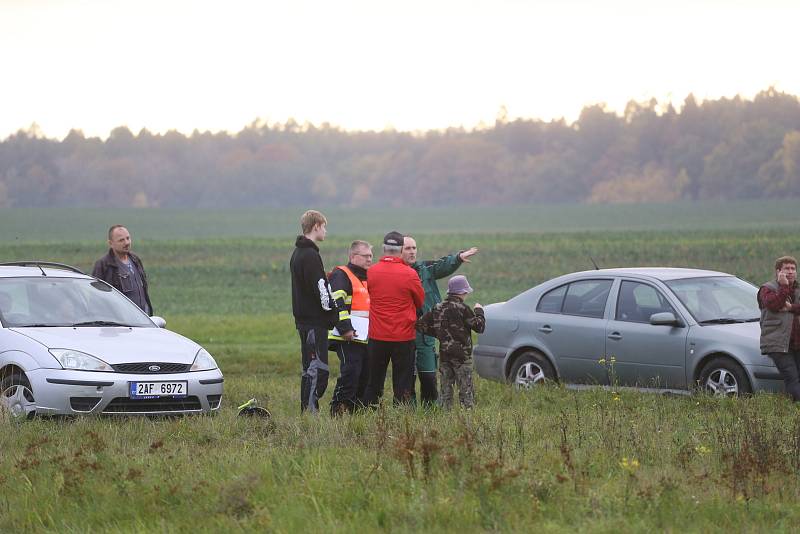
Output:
[5, 86, 791, 143]
[2, 0, 798, 141]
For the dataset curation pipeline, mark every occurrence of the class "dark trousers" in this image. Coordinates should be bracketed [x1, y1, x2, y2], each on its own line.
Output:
[297, 325, 330, 413]
[330, 341, 369, 415]
[415, 332, 439, 405]
[417, 373, 438, 405]
[769, 350, 800, 402]
[364, 339, 416, 406]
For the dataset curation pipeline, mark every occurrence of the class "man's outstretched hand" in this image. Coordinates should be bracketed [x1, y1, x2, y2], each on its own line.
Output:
[459, 247, 479, 263]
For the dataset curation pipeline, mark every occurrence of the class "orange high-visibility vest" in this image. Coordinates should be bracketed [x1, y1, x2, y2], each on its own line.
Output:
[337, 265, 370, 317]
[328, 265, 370, 343]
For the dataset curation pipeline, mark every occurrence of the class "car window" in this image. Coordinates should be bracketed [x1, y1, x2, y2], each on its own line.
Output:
[0, 277, 153, 328]
[537, 284, 567, 313]
[0, 282, 29, 323]
[562, 279, 612, 319]
[666, 276, 759, 323]
[616, 281, 676, 323]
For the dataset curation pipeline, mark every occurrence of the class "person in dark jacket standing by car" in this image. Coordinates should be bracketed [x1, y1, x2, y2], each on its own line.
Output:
[363, 231, 425, 406]
[92, 225, 153, 315]
[328, 240, 373, 415]
[290, 210, 338, 413]
[758, 255, 800, 401]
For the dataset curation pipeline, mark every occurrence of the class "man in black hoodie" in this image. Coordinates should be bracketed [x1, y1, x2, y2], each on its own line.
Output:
[290, 210, 338, 413]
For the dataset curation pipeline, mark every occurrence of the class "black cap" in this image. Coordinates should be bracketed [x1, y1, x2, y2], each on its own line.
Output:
[383, 231, 404, 247]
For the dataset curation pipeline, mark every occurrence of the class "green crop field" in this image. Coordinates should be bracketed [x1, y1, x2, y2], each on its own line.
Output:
[3, 202, 800, 532]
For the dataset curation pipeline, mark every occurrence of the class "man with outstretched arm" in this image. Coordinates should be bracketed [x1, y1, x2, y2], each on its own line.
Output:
[328, 240, 373, 415]
[402, 235, 478, 405]
[290, 210, 338, 413]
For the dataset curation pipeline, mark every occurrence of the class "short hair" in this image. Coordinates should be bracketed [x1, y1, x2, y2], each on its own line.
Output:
[349, 240, 372, 256]
[300, 210, 327, 235]
[108, 224, 126, 241]
[383, 244, 402, 255]
[775, 256, 798, 271]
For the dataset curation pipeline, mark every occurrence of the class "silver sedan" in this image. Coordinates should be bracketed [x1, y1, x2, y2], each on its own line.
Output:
[474, 268, 781, 396]
[0, 263, 223, 419]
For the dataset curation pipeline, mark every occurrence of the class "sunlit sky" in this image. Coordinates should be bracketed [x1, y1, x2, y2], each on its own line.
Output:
[1, 0, 797, 140]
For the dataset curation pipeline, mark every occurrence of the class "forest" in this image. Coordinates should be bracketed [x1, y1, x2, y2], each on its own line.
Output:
[1, 87, 799, 208]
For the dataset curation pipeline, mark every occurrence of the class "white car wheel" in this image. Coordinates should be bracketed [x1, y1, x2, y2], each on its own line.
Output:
[0, 373, 36, 421]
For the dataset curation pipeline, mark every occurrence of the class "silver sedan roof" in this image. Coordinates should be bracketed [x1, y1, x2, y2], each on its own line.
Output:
[569, 267, 730, 281]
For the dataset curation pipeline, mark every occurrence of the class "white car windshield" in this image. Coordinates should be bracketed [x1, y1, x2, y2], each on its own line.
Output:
[665, 276, 760, 324]
[0, 277, 154, 328]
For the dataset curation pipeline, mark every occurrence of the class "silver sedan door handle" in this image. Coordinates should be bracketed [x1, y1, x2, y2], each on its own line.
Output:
[607, 332, 622, 340]
[538, 325, 553, 333]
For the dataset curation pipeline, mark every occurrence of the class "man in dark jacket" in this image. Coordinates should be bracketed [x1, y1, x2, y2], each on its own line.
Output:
[758, 255, 800, 401]
[92, 225, 153, 315]
[290, 210, 338, 413]
[328, 240, 372, 415]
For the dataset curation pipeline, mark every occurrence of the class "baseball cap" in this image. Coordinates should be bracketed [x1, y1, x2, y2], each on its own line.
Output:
[383, 231, 404, 247]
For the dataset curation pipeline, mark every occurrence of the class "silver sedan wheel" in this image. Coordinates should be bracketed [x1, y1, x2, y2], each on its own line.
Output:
[704, 368, 739, 396]
[515, 362, 546, 389]
[1, 383, 36, 420]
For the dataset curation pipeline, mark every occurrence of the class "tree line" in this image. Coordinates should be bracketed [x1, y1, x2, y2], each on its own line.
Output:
[2, 87, 800, 208]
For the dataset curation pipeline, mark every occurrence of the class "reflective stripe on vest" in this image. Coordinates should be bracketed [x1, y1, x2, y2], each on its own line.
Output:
[328, 265, 370, 343]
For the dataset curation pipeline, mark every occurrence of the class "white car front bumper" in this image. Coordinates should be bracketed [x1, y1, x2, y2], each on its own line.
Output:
[26, 367, 224, 415]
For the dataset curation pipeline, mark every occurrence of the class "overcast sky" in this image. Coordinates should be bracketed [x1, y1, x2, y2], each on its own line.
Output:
[1, 0, 797, 139]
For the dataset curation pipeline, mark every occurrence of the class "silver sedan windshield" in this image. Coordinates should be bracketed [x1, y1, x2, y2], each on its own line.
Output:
[665, 276, 759, 324]
[0, 277, 153, 328]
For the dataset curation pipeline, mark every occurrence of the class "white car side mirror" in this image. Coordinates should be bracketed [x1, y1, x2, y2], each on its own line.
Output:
[150, 316, 167, 328]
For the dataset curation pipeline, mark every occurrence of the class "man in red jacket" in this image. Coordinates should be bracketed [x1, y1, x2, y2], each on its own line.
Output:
[363, 231, 425, 406]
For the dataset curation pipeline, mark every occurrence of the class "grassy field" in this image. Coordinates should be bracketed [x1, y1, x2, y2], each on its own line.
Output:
[3, 203, 800, 532]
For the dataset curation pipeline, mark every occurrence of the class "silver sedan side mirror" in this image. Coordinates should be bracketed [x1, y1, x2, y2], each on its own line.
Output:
[649, 312, 682, 327]
[150, 316, 167, 328]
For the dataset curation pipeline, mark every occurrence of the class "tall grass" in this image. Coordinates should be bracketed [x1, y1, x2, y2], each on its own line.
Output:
[4, 382, 800, 531]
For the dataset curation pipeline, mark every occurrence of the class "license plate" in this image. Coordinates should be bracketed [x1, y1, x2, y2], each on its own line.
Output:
[129, 381, 188, 399]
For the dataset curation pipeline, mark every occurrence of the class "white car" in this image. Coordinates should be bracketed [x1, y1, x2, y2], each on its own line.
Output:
[0, 262, 223, 418]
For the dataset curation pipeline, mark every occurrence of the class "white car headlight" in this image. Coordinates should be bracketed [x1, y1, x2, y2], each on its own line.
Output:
[50, 349, 113, 372]
[191, 348, 218, 371]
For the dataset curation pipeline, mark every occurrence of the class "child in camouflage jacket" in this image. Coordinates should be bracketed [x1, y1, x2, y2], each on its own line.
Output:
[416, 275, 485, 409]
